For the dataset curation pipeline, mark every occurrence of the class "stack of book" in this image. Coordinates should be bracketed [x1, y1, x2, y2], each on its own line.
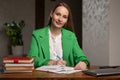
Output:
[3, 57, 34, 73]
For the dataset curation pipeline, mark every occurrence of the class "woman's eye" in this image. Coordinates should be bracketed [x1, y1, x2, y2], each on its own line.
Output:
[56, 13, 60, 16]
[55, 13, 68, 19]
[63, 16, 68, 19]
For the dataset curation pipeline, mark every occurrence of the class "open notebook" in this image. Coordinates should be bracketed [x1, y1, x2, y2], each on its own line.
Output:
[82, 68, 120, 77]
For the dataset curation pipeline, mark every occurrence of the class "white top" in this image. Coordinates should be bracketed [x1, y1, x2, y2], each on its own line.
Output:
[49, 29, 63, 60]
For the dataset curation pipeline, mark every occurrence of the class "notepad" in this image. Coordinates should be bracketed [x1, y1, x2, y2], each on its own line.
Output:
[82, 68, 120, 77]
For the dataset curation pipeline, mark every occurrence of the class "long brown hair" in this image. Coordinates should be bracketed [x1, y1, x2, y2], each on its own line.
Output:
[47, 2, 75, 32]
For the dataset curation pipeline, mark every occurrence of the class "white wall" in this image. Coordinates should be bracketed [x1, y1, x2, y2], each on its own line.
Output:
[83, 0, 120, 66]
[0, 0, 35, 64]
[83, 0, 109, 66]
[109, 0, 120, 66]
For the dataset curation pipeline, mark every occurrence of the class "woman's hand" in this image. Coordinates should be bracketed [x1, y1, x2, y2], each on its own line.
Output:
[56, 60, 66, 65]
[74, 61, 87, 70]
[48, 60, 57, 65]
[48, 60, 66, 65]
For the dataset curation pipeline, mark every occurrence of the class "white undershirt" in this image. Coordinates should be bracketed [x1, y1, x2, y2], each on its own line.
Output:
[49, 29, 63, 60]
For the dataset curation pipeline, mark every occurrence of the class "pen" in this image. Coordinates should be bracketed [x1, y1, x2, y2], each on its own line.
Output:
[53, 53, 62, 60]
[56, 55, 61, 60]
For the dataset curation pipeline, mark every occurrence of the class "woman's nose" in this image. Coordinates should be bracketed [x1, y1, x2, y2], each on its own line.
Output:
[58, 17, 62, 22]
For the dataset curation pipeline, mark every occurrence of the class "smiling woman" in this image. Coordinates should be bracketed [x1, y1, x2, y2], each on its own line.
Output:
[28, 2, 90, 70]
[50, 6, 69, 29]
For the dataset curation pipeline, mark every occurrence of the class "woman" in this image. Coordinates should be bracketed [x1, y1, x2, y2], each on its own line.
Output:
[28, 2, 90, 70]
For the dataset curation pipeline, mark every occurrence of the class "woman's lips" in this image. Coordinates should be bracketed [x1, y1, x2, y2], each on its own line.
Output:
[56, 21, 62, 25]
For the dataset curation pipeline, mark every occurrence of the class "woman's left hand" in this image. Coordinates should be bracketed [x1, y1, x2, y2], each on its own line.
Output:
[74, 61, 87, 70]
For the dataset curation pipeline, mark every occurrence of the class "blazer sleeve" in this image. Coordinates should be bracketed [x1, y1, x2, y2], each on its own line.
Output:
[72, 34, 90, 68]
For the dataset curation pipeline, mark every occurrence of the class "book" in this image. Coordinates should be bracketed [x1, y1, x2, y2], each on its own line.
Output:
[5, 66, 34, 71]
[4, 62, 34, 67]
[4, 70, 33, 73]
[3, 57, 34, 63]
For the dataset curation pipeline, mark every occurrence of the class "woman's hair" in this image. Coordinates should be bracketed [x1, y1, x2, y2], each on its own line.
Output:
[47, 2, 75, 32]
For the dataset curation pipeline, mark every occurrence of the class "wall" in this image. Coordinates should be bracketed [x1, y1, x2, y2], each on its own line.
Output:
[83, 0, 120, 66]
[0, 0, 35, 64]
[83, 0, 109, 66]
[109, 0, 120, 66]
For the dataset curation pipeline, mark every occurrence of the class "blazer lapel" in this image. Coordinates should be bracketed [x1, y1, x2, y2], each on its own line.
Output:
[39, 26, 50, 59]
[62, 29, 73, 60]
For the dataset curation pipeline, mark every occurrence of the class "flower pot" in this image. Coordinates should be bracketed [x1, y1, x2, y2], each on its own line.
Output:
[12, 45, 24, 56]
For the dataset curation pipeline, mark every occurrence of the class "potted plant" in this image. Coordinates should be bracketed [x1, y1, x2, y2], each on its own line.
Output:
[4, 20, 25, 56]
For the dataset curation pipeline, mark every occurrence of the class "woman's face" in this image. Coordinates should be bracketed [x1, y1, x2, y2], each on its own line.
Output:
[51, 6, 69, 29]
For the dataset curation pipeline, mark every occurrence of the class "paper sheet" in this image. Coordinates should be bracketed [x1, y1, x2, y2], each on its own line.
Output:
[36, 65, 81, 74]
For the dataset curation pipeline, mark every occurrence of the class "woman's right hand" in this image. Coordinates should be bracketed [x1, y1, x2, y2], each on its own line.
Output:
[48, 60, 66, 65]
[56, 60, 66, 65]
[48, 60, 57, 65]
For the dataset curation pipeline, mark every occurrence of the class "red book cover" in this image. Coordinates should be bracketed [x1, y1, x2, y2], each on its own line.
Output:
[3, 57, 34, 63]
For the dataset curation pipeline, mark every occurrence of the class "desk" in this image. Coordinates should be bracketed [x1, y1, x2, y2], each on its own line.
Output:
[0, 66, 120, 80]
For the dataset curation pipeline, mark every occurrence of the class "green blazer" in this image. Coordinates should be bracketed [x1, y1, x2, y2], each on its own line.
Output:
[28, 25, 90, 68]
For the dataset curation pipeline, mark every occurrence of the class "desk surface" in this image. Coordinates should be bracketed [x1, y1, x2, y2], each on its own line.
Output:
[0, 66, 120, 80]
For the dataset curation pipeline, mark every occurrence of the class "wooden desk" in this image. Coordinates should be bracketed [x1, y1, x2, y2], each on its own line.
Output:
[0, 66, 120, 80]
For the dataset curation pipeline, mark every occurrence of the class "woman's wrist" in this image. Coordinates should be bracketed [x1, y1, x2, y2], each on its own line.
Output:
[48, 60, 57, 65]
[80, 60, 89, 68]
[74, 61, 87, 70]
